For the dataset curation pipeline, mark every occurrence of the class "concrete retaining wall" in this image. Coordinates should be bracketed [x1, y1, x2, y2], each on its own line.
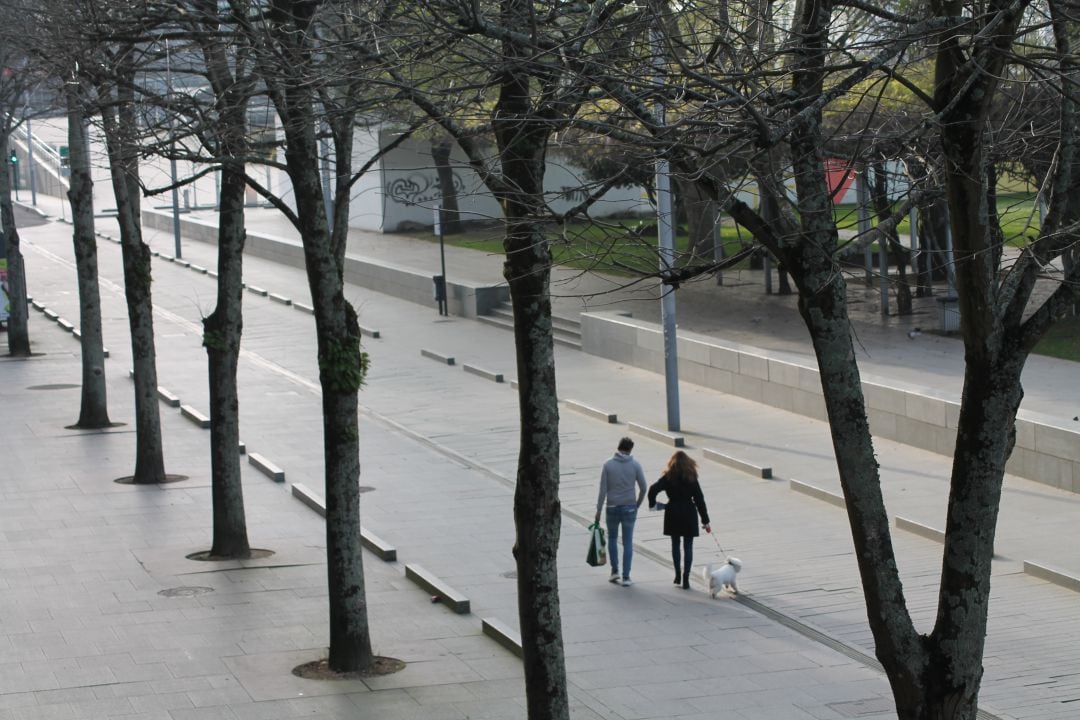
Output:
[580, 312, 1080, 494]
[144, 209, 509, 318]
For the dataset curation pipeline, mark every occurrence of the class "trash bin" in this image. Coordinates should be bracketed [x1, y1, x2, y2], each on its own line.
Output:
[937, 295, 960, 333]
[432, 275, 446, 303]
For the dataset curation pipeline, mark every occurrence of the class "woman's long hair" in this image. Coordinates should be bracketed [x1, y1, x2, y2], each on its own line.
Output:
[664, 451, 698, 485]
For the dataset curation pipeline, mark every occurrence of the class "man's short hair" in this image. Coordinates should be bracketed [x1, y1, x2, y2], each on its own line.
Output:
[617, 437, 634, 453]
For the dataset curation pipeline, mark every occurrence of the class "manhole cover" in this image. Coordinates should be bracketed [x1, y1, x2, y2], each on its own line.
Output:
[501, 570, 518, 579]
[358, 486, 375, 494]
[158, 586, 214, 598]
[27, 384, 80, 390]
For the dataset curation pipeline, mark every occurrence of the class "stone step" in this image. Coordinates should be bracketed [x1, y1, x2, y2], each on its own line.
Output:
[478, 306, 582, 349]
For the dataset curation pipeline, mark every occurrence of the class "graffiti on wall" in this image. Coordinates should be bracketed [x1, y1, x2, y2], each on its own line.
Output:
[386, 172, 466, 206]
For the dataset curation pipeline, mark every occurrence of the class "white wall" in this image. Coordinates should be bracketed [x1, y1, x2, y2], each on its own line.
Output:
[378, 133, 649, 232]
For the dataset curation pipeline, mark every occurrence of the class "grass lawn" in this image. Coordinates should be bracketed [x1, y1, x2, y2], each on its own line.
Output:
[1034, 316, 1080, 362]
[832, 193, 1041, 245]
[398, 207, 1078, 363]
[402, 217, 755, 275]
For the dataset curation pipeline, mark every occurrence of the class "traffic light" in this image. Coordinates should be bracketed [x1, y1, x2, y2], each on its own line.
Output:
[8, 151, 15, 164]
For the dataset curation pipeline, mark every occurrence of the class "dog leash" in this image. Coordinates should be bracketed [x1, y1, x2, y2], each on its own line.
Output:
[706, 526, 731, 561]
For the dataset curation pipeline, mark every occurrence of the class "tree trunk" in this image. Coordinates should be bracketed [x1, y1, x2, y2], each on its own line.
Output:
[66, 87, 111, 427]
[494, 5, 570, 716]
[431, 139, 463, 235]
[780, 1, 933, 716]
[204, 163, 250, 558]
[200, 4, 253, 559]
[916, 200, 949, 294]
[272, 53, 372, 670]
[677, 177, 716, 260]
[1, 134, 30, 357]
[870, 162, 912, 315]
[101, 78, 166, 485]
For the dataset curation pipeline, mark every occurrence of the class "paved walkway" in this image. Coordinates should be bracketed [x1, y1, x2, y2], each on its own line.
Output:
[4, 194, 1079, 719]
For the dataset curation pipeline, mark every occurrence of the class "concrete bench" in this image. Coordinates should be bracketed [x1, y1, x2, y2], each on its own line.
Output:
[157, 387, 181, 408]
[248, 452, 285, 482]
[268, 293, 292, 306]
[627, 422, 684, 447]
[160, 255, 174, 263]
[293, 302, 314, 315]
[463, 363, 503, 383]
[482, 617, 523, 658]
[289, 483, 398, 561]
[359, 325, 380, 339]
[207, 270, 218, 279]
[56, 319, 75, 333]
[43, 309, 59, 320]
[789, 479, 845, 508]
[180, 404, 211, 429]
[175, 259, 191, 268]
[246, 285, 269, 297]
[421, 348, 455, 365]
[895, 516, 945, 544]
[1024, 561, 1080, 593]
[405, 564, 470, 614]
[703, 448, 772, 479]
[190, 264, 208, 274]
[564, 399, 617, 424]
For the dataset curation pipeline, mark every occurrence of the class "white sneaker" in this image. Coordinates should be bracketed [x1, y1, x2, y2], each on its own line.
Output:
[621, 578, 633, 587]
[609, 574, 620, 584]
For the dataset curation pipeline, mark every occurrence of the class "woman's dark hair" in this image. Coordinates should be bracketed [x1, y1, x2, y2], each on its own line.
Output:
[663, 451, 698, 484]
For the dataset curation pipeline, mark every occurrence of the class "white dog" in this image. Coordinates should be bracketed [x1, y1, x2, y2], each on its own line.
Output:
[704, 558, 742, 598]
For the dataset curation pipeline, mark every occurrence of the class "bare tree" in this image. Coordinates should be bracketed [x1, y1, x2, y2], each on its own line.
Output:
[65, 77, 112, 426]
[241, 0, 377, 672]
[381, 1, 654, 714]
[170, 0, 259, 558]
[98, 49, 169, 484]
[600, 0, 1080, 717]
[0, 34, 34, 357]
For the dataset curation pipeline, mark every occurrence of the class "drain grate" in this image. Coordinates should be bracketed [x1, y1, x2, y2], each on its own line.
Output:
[828, 698, 895, 718]
[158, 586, 214, 598]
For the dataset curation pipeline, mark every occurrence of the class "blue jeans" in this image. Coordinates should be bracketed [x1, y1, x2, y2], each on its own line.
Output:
[606, 505, 638, 579]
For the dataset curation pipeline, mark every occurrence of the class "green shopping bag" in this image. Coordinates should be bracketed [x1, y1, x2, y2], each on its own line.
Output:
[586, 522, 607, 567]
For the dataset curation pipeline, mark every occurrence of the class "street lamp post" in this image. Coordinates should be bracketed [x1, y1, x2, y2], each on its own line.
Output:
[653, 28, 680, 432]
[433, 205, 448, 316]
[26, 109, 37, 206]
[166, 39, 182, 259]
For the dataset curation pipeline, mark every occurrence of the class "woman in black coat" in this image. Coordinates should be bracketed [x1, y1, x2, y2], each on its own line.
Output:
[648, 451, 711, 589]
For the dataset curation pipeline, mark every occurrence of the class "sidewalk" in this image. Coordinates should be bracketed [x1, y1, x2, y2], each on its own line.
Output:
[7, 196, 1080, 719]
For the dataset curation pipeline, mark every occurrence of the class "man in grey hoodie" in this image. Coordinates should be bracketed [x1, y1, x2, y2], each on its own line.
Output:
[595, 437, 647, 586]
